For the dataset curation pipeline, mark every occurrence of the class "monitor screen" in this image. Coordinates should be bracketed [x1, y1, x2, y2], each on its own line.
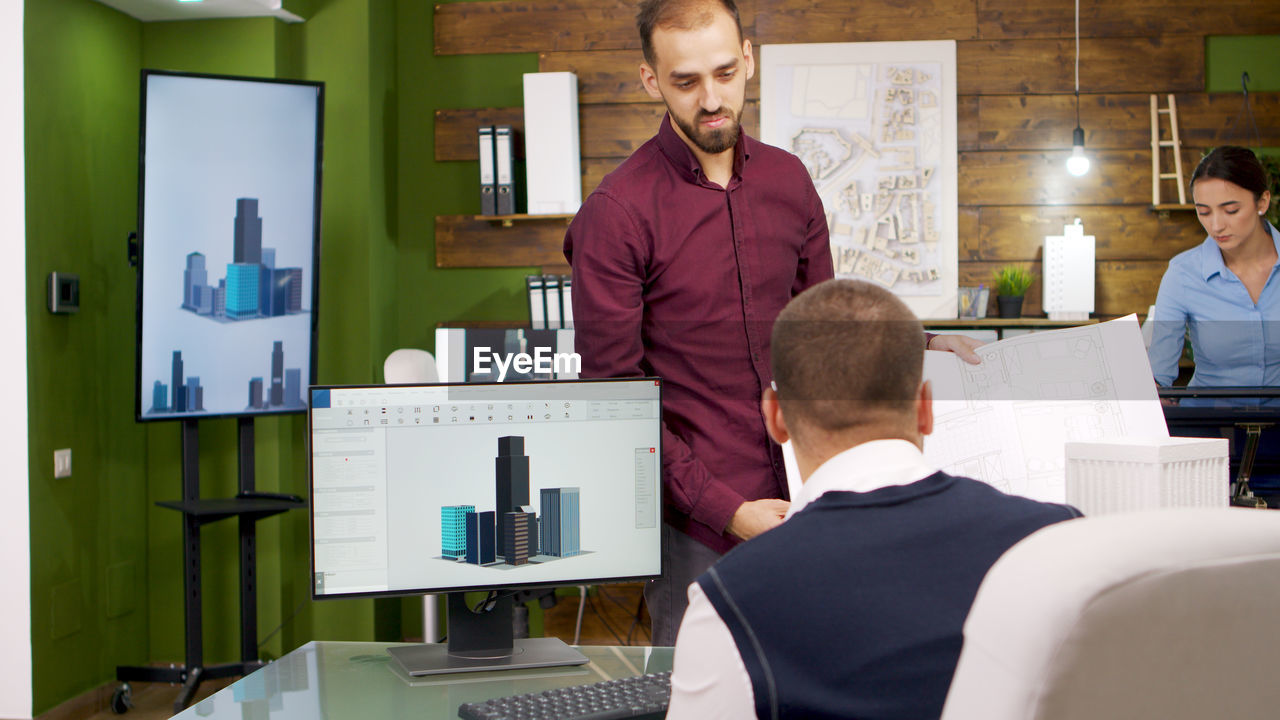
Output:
[308, 378, 664, 600]
[135, 70, 322, 421]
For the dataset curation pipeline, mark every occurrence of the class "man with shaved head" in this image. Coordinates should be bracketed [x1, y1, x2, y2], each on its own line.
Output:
[564, 0, 982, 644]
[666, 279, 1078, 719]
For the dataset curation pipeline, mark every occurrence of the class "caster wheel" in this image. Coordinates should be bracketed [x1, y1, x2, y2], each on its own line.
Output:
[110, 683, 133, 714]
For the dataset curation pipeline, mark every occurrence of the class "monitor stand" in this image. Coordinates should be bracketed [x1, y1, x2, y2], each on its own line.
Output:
[387, 592, 589, 677]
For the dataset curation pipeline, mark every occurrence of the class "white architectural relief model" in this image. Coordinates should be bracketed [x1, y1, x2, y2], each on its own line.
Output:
[762, 42, 959, 317]
[922, 317, 1169, 503]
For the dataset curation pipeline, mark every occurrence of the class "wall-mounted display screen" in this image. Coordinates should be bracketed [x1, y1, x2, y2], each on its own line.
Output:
[135, 70, 323, 421]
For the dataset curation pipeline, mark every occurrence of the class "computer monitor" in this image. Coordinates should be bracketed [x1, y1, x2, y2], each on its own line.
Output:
[307, 378, 664, 676]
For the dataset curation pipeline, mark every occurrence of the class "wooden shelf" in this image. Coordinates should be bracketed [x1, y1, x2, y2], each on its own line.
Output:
[1152, 203, 1195, 212]
[436, 214, 570, 270]
[474, 213, 575, 228]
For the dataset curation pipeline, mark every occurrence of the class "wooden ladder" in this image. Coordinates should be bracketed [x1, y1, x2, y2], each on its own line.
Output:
[1150, 94, 1187, 207]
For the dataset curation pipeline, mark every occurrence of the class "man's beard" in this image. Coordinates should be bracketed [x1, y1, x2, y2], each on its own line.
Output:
[671, 106, 741, 155]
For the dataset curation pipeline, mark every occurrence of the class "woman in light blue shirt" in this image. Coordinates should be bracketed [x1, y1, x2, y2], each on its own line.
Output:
[1148, 146, 1278, 388]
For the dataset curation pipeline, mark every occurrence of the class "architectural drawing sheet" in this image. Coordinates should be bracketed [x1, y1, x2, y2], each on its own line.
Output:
[761, 41, 958, 318]
[923, 316, 1168, 503]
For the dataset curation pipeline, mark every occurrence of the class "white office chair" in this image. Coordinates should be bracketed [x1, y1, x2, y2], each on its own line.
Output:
[383, 348, 439, 385]
[940, 508, 1280, 720]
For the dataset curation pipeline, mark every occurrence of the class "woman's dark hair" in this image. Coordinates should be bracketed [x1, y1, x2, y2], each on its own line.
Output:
[1190, 146, 1270, 200]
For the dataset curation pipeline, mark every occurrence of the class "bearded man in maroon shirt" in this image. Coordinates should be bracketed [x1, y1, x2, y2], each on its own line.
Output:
[564, 0, 981, 645]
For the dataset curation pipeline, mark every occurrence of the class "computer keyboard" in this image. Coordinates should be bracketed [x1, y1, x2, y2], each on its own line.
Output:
[457, 670, 671, 720]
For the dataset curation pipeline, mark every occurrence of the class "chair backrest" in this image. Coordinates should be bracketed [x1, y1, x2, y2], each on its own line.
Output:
[383, 348, 438, 384]
[940, 508, 1280, 720]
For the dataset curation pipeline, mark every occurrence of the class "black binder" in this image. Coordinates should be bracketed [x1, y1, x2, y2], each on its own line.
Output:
[542, 274, 562, 329]
[479, 125, 496, 215]
[495, 124, 516, 215]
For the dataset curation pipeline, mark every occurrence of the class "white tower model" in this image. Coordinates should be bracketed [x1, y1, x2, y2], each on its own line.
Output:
[1043, 218, 1095, 322]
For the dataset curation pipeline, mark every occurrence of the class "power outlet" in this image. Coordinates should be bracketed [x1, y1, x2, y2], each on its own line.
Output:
[53, 448, 72, 479]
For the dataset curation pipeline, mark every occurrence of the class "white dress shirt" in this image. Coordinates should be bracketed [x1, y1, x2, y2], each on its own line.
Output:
[665, 439, 938, 720]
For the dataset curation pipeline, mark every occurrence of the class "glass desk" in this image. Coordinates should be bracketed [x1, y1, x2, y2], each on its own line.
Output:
[173, 641, 674, 719]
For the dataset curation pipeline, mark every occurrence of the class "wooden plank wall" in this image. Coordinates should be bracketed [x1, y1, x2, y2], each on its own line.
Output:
[433, 0, 1280, 318]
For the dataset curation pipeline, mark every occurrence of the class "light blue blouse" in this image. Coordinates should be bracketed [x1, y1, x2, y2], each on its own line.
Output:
[1148, 222, 1280, 387]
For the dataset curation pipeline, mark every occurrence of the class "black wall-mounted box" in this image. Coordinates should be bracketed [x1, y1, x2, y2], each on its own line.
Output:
[48, 272, 79, 314]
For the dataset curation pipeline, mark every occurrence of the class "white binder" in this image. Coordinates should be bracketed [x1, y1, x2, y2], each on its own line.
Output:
[527, 275, 546, 330]
[523, 72, 582, 215]
[560, 275, 573, 329]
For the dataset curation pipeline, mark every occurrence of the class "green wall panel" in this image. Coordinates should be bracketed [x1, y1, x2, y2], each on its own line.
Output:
[143, 18, 277, 76]
[1207, 35, 1280, 93]
[24, 0, 145, 712]
[1204, 35, 1279, 173]
[280, 0, 389, 644]
[395, 0, 540, 356]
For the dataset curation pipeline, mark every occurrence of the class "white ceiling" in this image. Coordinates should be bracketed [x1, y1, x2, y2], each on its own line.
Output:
[93, 0, 304, 23]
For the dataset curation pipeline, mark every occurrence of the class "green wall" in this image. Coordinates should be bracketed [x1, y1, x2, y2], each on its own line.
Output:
[1207, 35, 1280, 93]
[24, 0, 146, 711]
[394, 1, 538, 353]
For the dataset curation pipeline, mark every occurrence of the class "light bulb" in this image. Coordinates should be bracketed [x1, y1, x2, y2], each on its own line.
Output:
[1066, 146, 1090, 176]
[1066, 126, 1089, 176]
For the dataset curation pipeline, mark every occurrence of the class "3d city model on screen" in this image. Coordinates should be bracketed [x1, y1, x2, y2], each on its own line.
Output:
[438, 436, 586, 569]
[308, 380, 663, 597]
[144, 198, 309, 417]
[181, 199, 306, 322]
[146, 341, 306, 415]
[136, 71, 320, 421]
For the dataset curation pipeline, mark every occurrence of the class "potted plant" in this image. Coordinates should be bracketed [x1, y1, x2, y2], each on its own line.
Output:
[992, 265, 1036, 318]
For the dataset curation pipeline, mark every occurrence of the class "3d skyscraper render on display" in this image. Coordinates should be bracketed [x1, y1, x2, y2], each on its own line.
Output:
[495, 436, 530, 545]
[540, 486, 580, 558]
[180, 198, 305, 322]
[271, 340, 285, 405]
[441, 505, 475, 560]
[227, 197, 262, 320]
[466, 510, 497, 565]
[440, 436, 581, 568]
[152, 350, 205, 415]
[246, 341, 305, 411]
[503, 511, 536, 566]
[181, 252, 213, 314]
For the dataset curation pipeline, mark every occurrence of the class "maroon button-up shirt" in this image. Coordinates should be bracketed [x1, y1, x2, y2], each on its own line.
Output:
[564, 116, 834, 554]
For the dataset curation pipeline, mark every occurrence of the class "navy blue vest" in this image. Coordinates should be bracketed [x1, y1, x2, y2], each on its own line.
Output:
[697, 472, 1080, 720]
